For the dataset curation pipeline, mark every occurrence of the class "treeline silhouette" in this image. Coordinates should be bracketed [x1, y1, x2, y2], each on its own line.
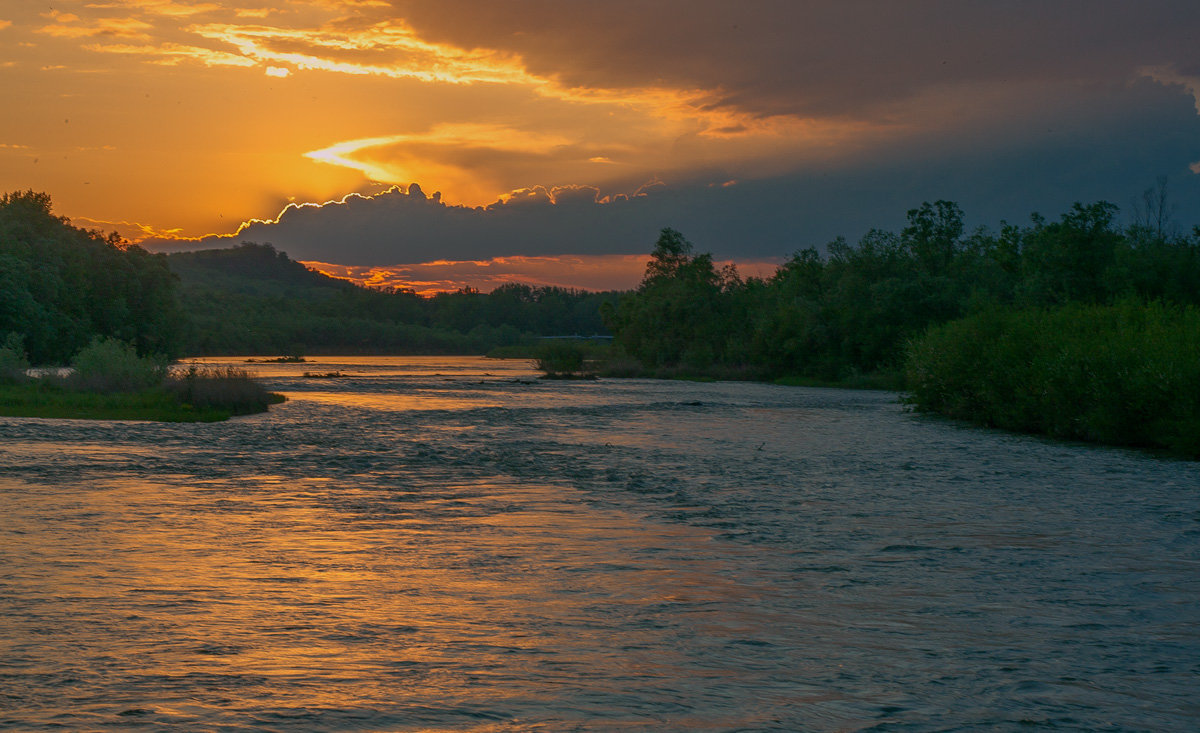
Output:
[0, 190, 181, 363]
[0, 192, 618, 363]
[169, 243, 618, 355]
[605, 197, 1200, 382]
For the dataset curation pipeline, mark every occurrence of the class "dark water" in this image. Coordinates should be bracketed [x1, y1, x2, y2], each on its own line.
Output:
[2, 357, 1198, 731]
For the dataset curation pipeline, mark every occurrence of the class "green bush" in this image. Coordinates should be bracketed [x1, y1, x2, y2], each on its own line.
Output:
[165, 364, 280, 414]
[905, 300, 1200, 458]
[69, 337, 167, 392]
[535, 340, 587, 376]
[0, 333, 30, 384]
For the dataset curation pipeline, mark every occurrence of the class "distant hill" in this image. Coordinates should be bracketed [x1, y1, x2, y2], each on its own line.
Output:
[168, 242, 356, 299]
[166, 242, 620, 356]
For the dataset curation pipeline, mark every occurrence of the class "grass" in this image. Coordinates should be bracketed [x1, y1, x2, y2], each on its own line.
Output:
[0, 364, 285, 423]
[773, 370, 906, 391]
[0, 382, 248, 422]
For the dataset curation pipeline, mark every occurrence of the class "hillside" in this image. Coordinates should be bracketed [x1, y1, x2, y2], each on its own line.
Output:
[167, 242, 620, 356]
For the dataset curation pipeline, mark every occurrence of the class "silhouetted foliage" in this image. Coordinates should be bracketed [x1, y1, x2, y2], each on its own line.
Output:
[0, 333, 30, 383]
[168, 244, 622, 356]
[906, 300, 1200, 458]
[68, 336, 166, 392]
[607, 197, 1200, 383]
[0, 190, 181, 363]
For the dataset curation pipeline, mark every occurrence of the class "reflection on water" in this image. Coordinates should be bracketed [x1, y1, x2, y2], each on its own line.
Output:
[2, 356, 1198, 731]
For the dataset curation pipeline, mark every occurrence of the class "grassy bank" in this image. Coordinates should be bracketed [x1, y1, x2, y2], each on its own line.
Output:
[905, 300, 1200, 458]
[0, 378, 286, 422]
[0, 337, 285, 422]
[0, 381, 283, 422]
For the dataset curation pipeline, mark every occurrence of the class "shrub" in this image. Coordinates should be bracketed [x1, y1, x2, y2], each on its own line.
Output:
[69, 337, 166, 392]
[165, 364, 279, 414]
[905, 300, 1200, 458]
[0, 333, 30, 384]
[535, 341, 587, 377]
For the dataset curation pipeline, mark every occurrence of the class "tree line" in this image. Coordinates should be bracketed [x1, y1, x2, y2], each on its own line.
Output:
[605, 197, 1200, 382]
[0, 190, 180, 364]
[169, 243, 619, 356]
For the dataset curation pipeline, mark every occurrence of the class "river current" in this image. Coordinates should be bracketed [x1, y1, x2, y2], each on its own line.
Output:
[1, 356, 1197, 731]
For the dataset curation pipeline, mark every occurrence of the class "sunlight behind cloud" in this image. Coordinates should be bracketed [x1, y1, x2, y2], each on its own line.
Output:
[7, 0, 1200, 252]
[301, 253, 782, 295]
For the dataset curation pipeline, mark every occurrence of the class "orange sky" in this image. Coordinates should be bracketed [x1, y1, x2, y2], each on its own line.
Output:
[3, 1, 1199, 291]
[0, 1, 856, 238]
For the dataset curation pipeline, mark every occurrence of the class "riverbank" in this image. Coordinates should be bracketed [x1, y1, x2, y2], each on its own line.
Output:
[905, 301, 1200, 459]
[0, 382, 274, 422]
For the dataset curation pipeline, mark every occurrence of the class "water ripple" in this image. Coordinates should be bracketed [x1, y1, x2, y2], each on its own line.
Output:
[1, 357, 1198, 731]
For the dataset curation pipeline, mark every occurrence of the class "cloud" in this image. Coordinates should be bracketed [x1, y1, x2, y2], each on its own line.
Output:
[186, 20, 537, 85]
[388, 0, 1200, 122]
[37, 15, 154, 40]
[140, 76, 1200, 271]
[302, 253, 782, 294]
[84, 41, 257, 67]
[83, 1, 222, 18]
[14, 0, 1200, 258]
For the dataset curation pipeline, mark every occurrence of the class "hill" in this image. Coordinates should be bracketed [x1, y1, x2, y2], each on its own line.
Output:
[167, 243, 620, 356]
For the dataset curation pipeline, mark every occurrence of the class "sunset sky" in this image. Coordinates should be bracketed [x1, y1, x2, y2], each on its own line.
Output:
[3, 1, 1199, 291]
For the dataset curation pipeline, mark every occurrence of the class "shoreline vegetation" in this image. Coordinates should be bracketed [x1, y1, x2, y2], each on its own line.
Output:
[905, 300, 1200, 458]
[0, 336, 284, 423]
[4, 187, 1200, 455]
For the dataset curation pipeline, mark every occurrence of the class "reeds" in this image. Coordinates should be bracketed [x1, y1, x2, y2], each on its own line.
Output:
[165, 364, 282, 414]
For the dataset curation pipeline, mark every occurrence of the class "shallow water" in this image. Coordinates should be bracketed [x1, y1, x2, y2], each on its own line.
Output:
[2, 356, 1198, 731]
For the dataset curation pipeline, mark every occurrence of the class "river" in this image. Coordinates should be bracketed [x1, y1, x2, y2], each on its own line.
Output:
[1, 356, 1197, 731]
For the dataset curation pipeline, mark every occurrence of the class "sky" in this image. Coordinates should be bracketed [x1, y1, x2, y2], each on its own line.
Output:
[3, 0, 1200, 292]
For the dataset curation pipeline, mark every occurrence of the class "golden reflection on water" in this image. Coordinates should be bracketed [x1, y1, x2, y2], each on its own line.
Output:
[5, 357, 1199, 731]
[1, 467, 761, 726]
[294, 389, 508, 412]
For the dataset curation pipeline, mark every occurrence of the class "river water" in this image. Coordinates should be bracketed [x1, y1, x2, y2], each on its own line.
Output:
[1, 356, 1197, 731]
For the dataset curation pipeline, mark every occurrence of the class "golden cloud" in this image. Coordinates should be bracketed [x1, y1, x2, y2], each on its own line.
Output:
[37, 15, 154, 40]
[84, 41, 256, 67]
[188, 20, 536, 85]
[301, 253, 782, 295]
[84, 0, 222, 18]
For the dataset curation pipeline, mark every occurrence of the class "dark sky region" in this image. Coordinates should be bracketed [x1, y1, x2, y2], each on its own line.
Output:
[4, 0, 1200, 289]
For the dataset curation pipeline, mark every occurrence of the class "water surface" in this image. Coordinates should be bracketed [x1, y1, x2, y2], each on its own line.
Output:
[2, 357, 1198, 730]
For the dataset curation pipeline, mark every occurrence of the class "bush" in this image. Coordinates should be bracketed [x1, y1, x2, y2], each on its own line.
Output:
[0, 333, 30, 384]
[69, 337, 166, 392]
[905, 300, 1200, 458]
[165, 364, 279, 414]
[535, 340, 587, 376]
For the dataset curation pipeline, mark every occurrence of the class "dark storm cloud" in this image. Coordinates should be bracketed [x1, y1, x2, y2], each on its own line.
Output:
[147, 74, 1200, 266]
[388, 0, 1200, 120]
[141, 1, 1200, 270]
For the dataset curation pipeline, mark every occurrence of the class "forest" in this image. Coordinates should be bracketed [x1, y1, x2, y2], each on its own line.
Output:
[4, 187, 1199, 453]
[606, 197, 1200, 382]
[0, 189, 617, 363]
[169, 244, 618, 356]
[0, 190, 181, 364]
[603, 191, 1200, 455]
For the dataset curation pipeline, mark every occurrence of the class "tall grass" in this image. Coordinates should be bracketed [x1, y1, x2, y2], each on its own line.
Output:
[905, 300, 1200, 458]
[165, 364, 282, 414]
[0, 337, 284, 421]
